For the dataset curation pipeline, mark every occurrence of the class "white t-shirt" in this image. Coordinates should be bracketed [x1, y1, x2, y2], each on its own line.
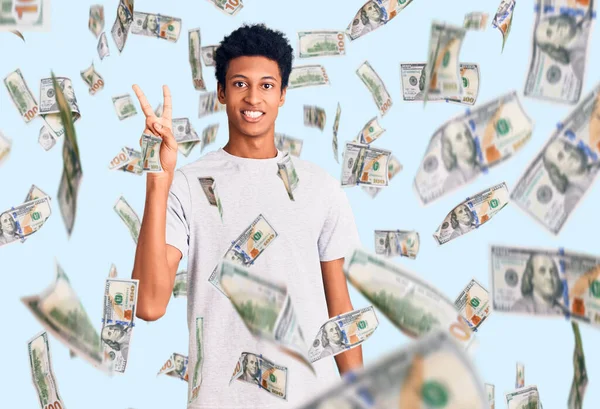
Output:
[166, 147, 361, 409]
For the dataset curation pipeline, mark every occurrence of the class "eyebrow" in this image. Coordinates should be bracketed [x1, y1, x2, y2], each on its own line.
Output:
[230, 74, 278, 81]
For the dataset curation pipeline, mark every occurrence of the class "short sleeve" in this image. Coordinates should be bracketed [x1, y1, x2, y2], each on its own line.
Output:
[166, 170, 191, 257]
[318, 183, 361, 261]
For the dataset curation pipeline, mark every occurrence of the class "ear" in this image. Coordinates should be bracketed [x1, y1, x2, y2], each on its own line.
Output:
[217, 83, 226, 104]
[279, 86, 287, 107]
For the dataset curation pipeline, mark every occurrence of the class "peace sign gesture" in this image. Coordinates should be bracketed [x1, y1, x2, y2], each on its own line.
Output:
[132, 84, 178, 175]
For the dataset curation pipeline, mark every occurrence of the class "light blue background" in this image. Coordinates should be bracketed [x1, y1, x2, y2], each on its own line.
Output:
[1, 0, 599, 407]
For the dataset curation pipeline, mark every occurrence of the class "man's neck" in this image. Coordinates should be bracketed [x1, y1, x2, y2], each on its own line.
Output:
[223, 129, 278, 159]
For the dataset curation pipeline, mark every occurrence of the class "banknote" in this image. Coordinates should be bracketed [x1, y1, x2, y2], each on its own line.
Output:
[111, 0, 134, 53]
[0, 0, 50, 31]
[97, 31, 110, 60]
[188, 29, 206, 90]
[296, 330, 487, 409]
[569, 322, 588, 409]
[401, 62, 479, 105]
[114, 196, 141, 243]
[28, 332, 65, 409]
[173, 117, 199, 144]
[277, 152, 299, 200]
[21, 262, 104, 369]
[288, 65, 330, 89]
[80, 63, 104, 95]
[512, 82, 600, 234]
[38, 126, 56, 151]
[112, 94, 137, 120]
[173, 270, 187, 298]
[332, 103, 341, 163]
[208, 213, 278, 295]
[201, 123, 219, 153]
[304, 105, 326, 130]
[141, 133, 163, 172]
[362, 154, 402, 198]
[110, 147, 142, 175]
[341, 142, 391, 187]
[464, 12, 489, 30]
[346, 0, 415, 41]
[486, 383, 496, 409]
[39, 77, 81, 138]
[490, 245, 600, 327]
[309, 306, 379, 363]
[275, 133, 303, 157]
[0, 196, 51, 247]
[414, 91, 532, 205]
[230, 352, 288, 400]
[131, 12, 181, 42]
[454, 278, 490, 331]
[298, 30, 345, 58]
[201, 45, 217, 66]
[524, 0, 594, 104]
[492, 0, 516, 51]
[374, 230, 419, 259]
[506, 385, 540, 409]
[207, 0, 243, 16]
[198, 91, 226, 117]
[424, 21, 466, 103]
[158, 353, 189, 381]
[356, 61, 392, 116]
[516, 362, 525, 388]
[4, 69, 39, 122]
[343, 247, 476, 349]
[198, 176, 223, 220]
[89, 4, 104, 37]
[0, 130, 11, 164]
[189, 317, 204, 404]
[101, 278, 138, 373]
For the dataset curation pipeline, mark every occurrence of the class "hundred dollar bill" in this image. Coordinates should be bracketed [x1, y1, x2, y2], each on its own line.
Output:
[298, 30, 345, 58]
[362, 154, 402, 198]
[355, 116, 385, 144]
[201, 123, 219, 153]
[356, 61, 392, 116]
[0, 0, 50, 31]
[21, 262, 104, 369]
[4, 69, 39, 122]
[486, 383, 496, 409]
[80, 63, 104, 95]
[341, 142, 391, 187]
[309, 306, 379, 363]
[414, 91, 532, 205]
[217, 260, 313, 369]
[343, 247, 476, 349]
[97, 32, 110, 60]
[401, 62, 480, 105]
[112, 94, 137, 120]
[38, 126, 57, 151]
[89, 4, 104, 37]
[275, 133, 303, 157]
[512, 83, 600, 234]
[40, 77, 81, 138]
[0, 130, 12, 165]
[28, 332, 65, 409]
[464, 12, 489, 30]
[516, 362, 525, 388]
[198, 90, 226, 118]
[506, 385, 540, 409]
[230, 352, 288, 399]
[424, 21, 466, 103]
[288, 64, 330, 89]
[158, 353, 189, 381]
[490, 245, 600, 327]
[173, 118, 200, 156]
[207, 0, 243, 16]
[201, 45, 217, 66]
[374, 230, 419, 259]
[0, 196, 51, 247]
[111, 0, 134, 53]
[524, 0, 594, 104]
[346, 0, 415, 41]
[277, 152, 299, 201]
[207, 213, 277, 294]
[303, 105, 326, 130]
[189, 317, 204, 404]
[173, 270, 187, 298]
[492, 0, 516, 51]
[297, 330, 487, 409]
[198, 176, 223, 220]
[332, 103, 341, 163]
[188, 28, 206, 90]
[101, 278, 138, 373]
[434, 182, 509, 245]
[569, 322, 587, 409]
[131, 12, 181, 42]
[109, 147, 142, 175]
[454, 278, 490, 331]
[141, 133, 162, 172]
[114, 196, 141, 243]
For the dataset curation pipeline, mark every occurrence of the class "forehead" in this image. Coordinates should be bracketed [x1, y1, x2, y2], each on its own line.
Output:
[226, 56, 281, 81]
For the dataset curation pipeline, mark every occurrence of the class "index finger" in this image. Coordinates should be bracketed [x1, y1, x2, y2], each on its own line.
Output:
[162, 85, 172, 121]
[132, 84, 156, 118]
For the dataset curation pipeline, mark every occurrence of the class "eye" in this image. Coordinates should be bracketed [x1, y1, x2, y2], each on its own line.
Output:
[263, 83, 274, 90]
[234, 81, 246, 88]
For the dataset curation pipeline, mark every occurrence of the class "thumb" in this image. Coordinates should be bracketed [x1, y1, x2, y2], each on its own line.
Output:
[153, 122, 178, 151]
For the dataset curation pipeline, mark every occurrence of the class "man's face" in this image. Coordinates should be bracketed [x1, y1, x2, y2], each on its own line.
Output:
[245, 354, 258, 377]
[536, 16, 576, 47]
[446, 122, 475, 163]
[0, 213, 15, 235]
[531, 255, 559, 299]
[147, 15, 158, 32]
[324, 322, 342, 344]
[175, 355, 185, 372]
[453, 205, 473, 226]
[102, 325, 123, 342]
[545, 139, 586, 177]
[363, 2, 381, 21]
[218, 56, 286, 140]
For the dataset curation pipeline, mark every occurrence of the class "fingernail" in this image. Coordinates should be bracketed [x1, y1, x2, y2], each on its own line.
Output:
[154, 123, 162, 131]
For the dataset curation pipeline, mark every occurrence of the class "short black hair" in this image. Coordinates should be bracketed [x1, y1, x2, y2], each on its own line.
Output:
[214, 23, 294, 91]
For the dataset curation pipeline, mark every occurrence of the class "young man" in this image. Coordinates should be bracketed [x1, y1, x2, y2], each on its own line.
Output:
[131, 24, 363, 408]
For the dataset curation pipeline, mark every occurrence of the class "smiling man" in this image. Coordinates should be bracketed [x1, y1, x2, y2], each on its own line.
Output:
[130, 24, 362, 408]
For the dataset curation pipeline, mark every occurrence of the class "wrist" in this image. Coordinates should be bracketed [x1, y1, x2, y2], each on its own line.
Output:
[146, 172, 173, 195]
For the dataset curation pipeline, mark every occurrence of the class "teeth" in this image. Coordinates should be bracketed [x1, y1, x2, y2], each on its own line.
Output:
[243, 110, 263, 119]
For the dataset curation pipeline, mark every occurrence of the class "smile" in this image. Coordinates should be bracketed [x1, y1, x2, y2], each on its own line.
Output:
[241, 110, 265, 122]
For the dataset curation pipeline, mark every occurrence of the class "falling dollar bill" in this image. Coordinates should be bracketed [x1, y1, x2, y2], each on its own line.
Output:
[356, 60, 392, 116]
[464, 12, 489, 30]
[401, 62, 479, 105]
[569, 322, 588, 409]
[201, 45, 218, 66]
[39, 77, 81, 138]
[492, 0, 516, 51]
[198, 176, 223, 220]
[4, 68, 39, 122]
[101, 278, 138, 373]
[141, 133, 163, 172]
[346, 0, 415, 41]
[414, 91, 532, 205]
[341, 142, 391, 187]
[114, 196, 141, 243]
[207, 213, 277, 295]
[109, 147, 143, 175]
[486, 383, 496, 409]
[275, 133, 303, 157]
[97, 32, 110, 60]
[0, 195, 51, 247]
[189, 317, 204, 404]
[188, 28, 206, 90]
[524, 0, 594, 104]
[173, 270, 187, 298]
[277, 152, 299, 201]
[490, 245, 600, 327]
[344, 247, 476, 349]
[28, 332, 65, 409]
[201, 123, 219, 153]
[303, 105, 326, 130]
[0, 131, 11, 164]
[198, 91, 226, 117]
[111, 0, 134, 53]
[374, 230, 419, 259]
[288, 64, 330, 89]
[158, 353, 189, 381]
[173, 117, 200, 156]
[112, 94, 137, 120]
[454, 278, 490, 331]
[230, 352, 288, 399]
[80, 63, 104, 95]
[0, 0, 50, 31]
[332, 103, 341, 163]
[131, 12, 181, 42]
[506, 385, 540, 409]
[516, 362, 525, 388]
[512, 82, 600, 234]
[309, 306, 379, 363]
[38, 126, 56, 151]
[355, 116, 385, 144]
[424, 21, 466, 103]
[21, 262, 104, 369]
[206, 0, 243, 16]
[362, 154, 402, 198]
[89, 4, 104, 37]
[297, 30, 345, 58]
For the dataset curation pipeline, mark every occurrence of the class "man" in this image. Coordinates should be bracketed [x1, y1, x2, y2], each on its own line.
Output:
[131, 23, 362, 408]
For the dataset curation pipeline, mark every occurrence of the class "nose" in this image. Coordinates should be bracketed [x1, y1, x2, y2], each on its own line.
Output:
[243, 86, 261, 106]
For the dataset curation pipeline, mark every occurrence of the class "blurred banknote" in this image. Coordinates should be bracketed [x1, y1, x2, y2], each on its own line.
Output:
[97, 32, 110, 60]
[288, 65, 330, 89]
[346, 0, 415, 41]
[40, 77, 81, 138]
[207, 0, 243, 16]
[277, 152, 299, 200]
[512, 82, 600, 234]
[304, 105, 326, 130]
[201, 45, 217, 66]
[131, 12, 181, 42]
[356, 60, 392, 116]
[198, 91, 226, 117]
[38, 126, 56, 151]
[173, 117, 200, 156]
[486, 383, 496, 409]
[275, 133, 303, 157]
[189, 317, 204, 404]
[4, 68, 38, 122]
[569, 322, 588, 409]
[141, 133, 162, 172]
[0, 131, 12, 164]
[173, 270, 187, 298]
[89, 4, 104, 37]
[80, 63, 104, 95]
[109, 147, 143, 175]
[492, 0, 516, 51]
[114, 196, 141, 243]
[464, 12, 489, 30]
[414, 91, 532, 205]
[362, 154, 402, 198]
[374, 229, 419, 259]
[506, 385, 541, 409]
[354, 116, 385, 144]
[516, 362, 525, 388]
[341, 142, 391, 187]
[201, 123, 219, 153]
[298, 30, 345, 58]
[158, 353, 189, 381]
[188, 28, 206, 90]
[454, 278, 490, 331]
[0, 194, 51, 247]
[332, 103, 341, 163]
[198, 176, 223, 220]
[111, 0, 134, 53]
[0, 0, 50, 31]
[112, 94, 137, 120]
[28, 332, 65, 409]
[230, 352, 288, 400]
